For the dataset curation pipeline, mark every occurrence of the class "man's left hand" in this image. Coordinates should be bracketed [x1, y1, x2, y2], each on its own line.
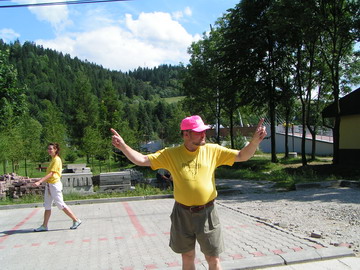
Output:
[251, 119, 267, 145]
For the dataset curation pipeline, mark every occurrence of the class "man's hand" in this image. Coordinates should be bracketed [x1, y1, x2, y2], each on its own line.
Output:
[235, 119, 267, 162]
[251, 119, 267, 145]
[110, 128, 151, 166]
[111, 128, 125, 150]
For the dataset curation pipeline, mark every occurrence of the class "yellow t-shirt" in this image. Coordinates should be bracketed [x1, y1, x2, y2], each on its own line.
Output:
[147, 143, 238, 206]
[45, 156, 62, 184]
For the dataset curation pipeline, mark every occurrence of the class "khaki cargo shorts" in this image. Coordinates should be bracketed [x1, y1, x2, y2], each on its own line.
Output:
[169, 201, 224, 257]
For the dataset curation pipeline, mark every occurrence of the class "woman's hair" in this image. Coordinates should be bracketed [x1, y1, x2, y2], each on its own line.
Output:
[48, 143, 60, 156]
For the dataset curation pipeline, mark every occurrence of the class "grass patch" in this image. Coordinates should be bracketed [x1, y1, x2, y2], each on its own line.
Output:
[0, 184, 172, 206]
[0, 194, 44, 205]
[64, 184, 172, 201]
[163, 96, 186, 104]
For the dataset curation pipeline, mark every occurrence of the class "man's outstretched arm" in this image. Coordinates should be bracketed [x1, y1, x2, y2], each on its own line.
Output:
[111, 128, 151, 167]
[235, 119, 267, 162]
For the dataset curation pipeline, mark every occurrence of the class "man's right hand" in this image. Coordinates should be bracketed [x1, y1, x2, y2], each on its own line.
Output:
[110, 128, 151, 166]
[111, 128, 125, 150]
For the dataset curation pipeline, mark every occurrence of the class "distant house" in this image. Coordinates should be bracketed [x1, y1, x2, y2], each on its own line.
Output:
[322, 88, 360, 164]
[140, 140, 163, 153]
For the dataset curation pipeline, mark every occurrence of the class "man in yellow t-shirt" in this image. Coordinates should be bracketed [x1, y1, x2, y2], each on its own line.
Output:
[111, 115, 266, 270]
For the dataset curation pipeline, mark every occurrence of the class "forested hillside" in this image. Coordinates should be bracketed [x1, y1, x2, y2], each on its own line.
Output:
[1, 0, 358, 172]
[0, 40, 188, 166]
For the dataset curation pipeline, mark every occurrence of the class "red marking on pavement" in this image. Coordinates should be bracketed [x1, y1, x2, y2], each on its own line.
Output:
[339, 243, 352, 248]
[225, 226, 235, 229]
[312, 244, 324, 249]
[272, 249, 285, 255]
[163, 232, 170, 235]
[115, 236, 124, 240]
[0, 208, 39, 244]
[122, 202, 155, 237]
[99, 237, 108, 241]
[48, 241, 57, 245]
[251, 251, 265, 257]
[14, 244, 23, 248]
[255, 223, 264, 226]
[122, 267, 134, 270]
[239, 224, 249, 228]
[166, 261, 180, 267]
[82, 239, 91, 242]
[230, 254, 244, 259]
[292, 247, 303, 252]
[145, 264, 157, 269]
[65, 240, 74, 244]
[32, 243, 41, 247]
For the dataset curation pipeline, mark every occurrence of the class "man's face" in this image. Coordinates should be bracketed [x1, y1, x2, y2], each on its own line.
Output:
[187, 130, 206, 146]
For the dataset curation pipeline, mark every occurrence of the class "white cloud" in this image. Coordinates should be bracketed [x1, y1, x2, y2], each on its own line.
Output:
[172, 11, 184, 20]
[125, 12, 194, 46]
[0, 28, 20, 42]
[13, 0, 71, 32]
[36, 12, 201, 71]
[184, 7, 192, 16]
[172, 7, 192, 20]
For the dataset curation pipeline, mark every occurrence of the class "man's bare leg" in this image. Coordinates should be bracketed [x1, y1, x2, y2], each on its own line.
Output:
[205, 254, 222, 270]
[182, 249, 196, 270]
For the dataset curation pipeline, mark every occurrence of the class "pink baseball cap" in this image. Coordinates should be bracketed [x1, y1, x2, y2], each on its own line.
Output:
[180, 115, 211, 132]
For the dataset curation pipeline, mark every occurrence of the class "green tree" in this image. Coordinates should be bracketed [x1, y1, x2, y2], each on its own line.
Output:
[137, 103, 154, 142]
[40, 100, 67, 160]
[68, 71, 99, 149]
[82, 126, 107, 167]
[221, 0, 285, 162]
[16, 115, 43, 175]
[0, 50, 27, 130]
[6, 124, 25, 173]
[0, 49, 27, 172]
[183, 34, 223, 142]
[317, 0, 360, 164]
[98, 79, 123, 138]
[0, 130, 10, 173]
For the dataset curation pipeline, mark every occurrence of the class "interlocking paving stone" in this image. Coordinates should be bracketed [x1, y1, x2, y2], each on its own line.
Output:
[0, 198, 355, 270]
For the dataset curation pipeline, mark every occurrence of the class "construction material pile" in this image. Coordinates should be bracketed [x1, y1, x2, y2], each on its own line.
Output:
[92, 169, 144, 192]
[0, 173, 42, 199]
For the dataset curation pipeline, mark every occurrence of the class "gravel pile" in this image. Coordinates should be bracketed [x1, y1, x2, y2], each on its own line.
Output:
[218, 181, 360, 256]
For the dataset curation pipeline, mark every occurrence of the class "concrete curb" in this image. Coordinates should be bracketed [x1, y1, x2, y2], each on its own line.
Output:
[222, 255, 285, 269]
[316, 246, 356, 260]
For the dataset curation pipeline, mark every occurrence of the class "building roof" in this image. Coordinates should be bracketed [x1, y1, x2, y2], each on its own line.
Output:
[322, 88, 360, 118]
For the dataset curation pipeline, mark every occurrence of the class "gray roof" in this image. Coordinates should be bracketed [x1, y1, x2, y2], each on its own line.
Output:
[322, 88, 360, 118]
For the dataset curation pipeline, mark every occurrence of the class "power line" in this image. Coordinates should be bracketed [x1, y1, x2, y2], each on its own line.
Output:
[0, 0, 130, 9]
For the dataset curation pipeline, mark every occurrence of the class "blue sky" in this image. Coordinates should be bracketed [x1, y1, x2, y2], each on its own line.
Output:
[0, 0, 239, 72]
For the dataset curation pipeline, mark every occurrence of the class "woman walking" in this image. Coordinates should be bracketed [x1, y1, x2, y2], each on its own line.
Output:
[33, 143, 82, 231]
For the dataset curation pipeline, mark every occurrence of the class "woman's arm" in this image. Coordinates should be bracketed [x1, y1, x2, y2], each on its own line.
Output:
[33, 172, 54, 187]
